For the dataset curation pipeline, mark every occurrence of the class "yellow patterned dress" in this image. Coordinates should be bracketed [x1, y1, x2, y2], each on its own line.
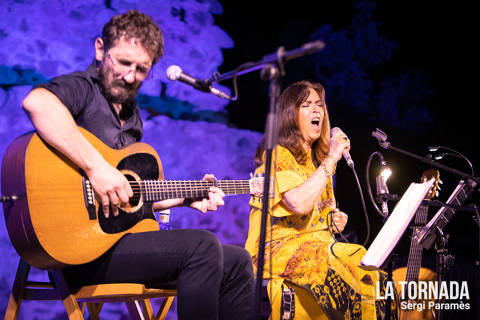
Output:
[245, 146, 397, 320]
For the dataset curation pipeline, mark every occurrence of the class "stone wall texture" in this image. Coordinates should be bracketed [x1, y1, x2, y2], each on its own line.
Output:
[0, 1, 261, 318]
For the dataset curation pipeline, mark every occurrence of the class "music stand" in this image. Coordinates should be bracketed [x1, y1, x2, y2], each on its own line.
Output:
[360, 177, 435, 270]
[415, 179, 477, 320]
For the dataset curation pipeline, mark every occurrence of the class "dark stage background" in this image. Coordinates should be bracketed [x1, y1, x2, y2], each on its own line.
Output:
[218, 1, 480, 318]
[218, 2, 480, 318]
[0, 0, 478, 319]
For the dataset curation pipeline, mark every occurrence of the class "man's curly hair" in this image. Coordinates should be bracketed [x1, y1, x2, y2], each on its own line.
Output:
[102, 10, 164, 65]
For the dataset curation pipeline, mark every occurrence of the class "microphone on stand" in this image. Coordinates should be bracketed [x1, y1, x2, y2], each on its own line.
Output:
[375, 159, 392, 218]
[376, 172, 389, 217]
[166, 65, 233, 101]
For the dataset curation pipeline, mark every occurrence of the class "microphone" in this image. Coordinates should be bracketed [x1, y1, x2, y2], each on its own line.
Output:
[330, 127, 354, 168]
[166, 65, 233, 100]
[376, 170, 390, 217]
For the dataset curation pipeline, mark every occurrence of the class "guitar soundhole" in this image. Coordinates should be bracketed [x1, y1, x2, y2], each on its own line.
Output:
[125, 174, 141, 207]
[98, 152, 157, 234]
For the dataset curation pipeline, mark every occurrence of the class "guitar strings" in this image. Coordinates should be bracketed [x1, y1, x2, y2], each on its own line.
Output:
[126, 180, 252, 199]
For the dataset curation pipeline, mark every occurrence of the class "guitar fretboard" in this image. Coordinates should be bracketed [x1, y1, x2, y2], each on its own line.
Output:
[133, 180, 252, 202]
[405, 205, 429, 283]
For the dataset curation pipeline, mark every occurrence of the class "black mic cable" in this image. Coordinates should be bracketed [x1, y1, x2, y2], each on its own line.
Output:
[329, 144, 371, 247]
[329, 127, 370, 246]
[428, 145, 474, 176]
[347, 161, 371, 248]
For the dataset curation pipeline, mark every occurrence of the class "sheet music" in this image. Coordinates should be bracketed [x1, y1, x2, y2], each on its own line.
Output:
[360, 177, 435, 269]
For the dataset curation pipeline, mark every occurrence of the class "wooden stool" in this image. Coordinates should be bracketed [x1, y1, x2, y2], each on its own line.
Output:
[4, 259, 177, 320]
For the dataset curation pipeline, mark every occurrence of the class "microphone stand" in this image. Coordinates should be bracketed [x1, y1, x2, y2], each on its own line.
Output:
[372, 128, 480, 185]
[253, 62, 281, 320]
[206, 41, 324, 85]
[372, 128, 479, 320]
[206, 40, 325, 320]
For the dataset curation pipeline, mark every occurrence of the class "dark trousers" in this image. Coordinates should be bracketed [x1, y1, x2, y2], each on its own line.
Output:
[63, 229, 254, 320]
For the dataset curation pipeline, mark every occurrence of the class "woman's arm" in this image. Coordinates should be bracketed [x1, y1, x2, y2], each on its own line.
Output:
[282, 129, 350, 214]
[282, 155, 336, 214]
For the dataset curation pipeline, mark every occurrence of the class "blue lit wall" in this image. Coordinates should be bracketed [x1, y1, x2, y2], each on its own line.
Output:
[0, 1, 261, 318]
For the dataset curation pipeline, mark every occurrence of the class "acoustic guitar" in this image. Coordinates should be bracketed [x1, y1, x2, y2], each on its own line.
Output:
[392, 169, 440, 320]
[1, 128, 265, 269]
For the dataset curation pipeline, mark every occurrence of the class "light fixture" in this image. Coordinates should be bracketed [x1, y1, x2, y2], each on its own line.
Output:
[376, 160, 392, 217]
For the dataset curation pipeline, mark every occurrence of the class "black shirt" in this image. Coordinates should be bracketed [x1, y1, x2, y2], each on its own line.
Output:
[35, 63, 143, 149]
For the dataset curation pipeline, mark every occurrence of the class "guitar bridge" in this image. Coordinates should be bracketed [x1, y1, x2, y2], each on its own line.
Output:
[82, 176, 97, 220]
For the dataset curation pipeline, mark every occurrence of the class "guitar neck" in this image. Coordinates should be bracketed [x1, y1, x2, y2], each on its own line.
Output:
[405, 205, 428, 283]
[138, 180, 252, 202]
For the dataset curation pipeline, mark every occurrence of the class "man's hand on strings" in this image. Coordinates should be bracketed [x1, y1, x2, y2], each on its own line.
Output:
[188, 174, 225, 213]
[87, 160, 133, 218]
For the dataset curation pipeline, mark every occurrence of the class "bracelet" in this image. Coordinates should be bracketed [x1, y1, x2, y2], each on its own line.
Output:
[322, 155, 337, 177]
[321, 163, 334, 177]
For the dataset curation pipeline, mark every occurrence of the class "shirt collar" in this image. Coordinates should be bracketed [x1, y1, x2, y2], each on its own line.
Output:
[86, 62, 100, 81]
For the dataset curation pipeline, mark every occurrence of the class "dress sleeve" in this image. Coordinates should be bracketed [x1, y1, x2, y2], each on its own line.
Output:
[249, 146, 305, 217]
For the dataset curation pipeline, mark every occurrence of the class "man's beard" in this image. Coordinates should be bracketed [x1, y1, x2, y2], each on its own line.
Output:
[98, 63, 142, 105]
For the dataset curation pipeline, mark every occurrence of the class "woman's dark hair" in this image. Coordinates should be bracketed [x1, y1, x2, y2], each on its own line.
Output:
[102, 10, 164, 64]
[254, 80, 331, 167]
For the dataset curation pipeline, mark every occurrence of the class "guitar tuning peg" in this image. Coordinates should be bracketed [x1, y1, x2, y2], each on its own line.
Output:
[436, 191, 440, 197]
[437, 186, 441, 191]
[439, 179, 443, 184]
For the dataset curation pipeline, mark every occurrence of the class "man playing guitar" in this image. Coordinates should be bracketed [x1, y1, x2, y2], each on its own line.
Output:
[18, 10, 254, 320]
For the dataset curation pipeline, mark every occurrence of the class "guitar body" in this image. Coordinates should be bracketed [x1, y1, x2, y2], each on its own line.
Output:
[1, 128, 161, 269]
[392, 267, 436, 320]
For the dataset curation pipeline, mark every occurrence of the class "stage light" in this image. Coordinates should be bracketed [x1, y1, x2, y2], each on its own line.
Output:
[376, 160, 391, 217]
[380, 162, 392, 181]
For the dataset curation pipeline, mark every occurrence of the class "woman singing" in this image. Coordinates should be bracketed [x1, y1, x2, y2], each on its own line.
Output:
[245, 80, 397, 319]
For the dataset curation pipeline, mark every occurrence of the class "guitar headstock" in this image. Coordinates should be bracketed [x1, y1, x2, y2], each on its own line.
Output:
[421, 169, 441, 200]
[249, 173, 274, 198]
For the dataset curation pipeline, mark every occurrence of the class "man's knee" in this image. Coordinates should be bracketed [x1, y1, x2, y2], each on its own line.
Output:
[223, 245, 254, 278]
[189, 229, 223, 264]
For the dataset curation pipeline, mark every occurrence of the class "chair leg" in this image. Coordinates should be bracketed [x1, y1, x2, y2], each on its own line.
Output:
[50, 270, 85, 320]
[140, 299, 154, 319]
[156, 297, 175, 320]
[125, 301, 146, 320]
[4, 259, 30, 320]
[80, 302, 86, 314]
[62, 294, 85, 320]
[4, 294, 20, 320]
[86, 303, 103, 320]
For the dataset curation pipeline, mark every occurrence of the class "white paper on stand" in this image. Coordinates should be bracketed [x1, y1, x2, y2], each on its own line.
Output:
[360, 177, 435, 270]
